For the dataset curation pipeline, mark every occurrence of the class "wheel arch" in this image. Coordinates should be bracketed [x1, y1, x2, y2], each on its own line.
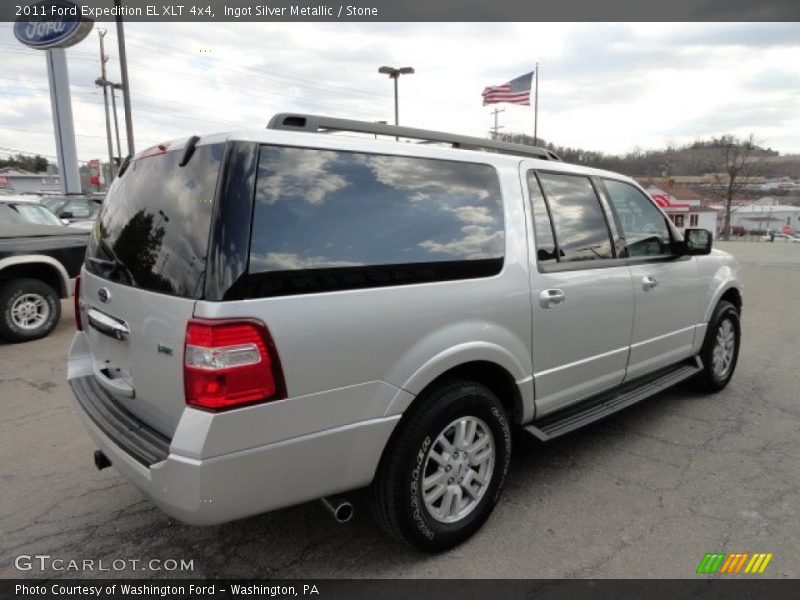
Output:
[385, 343, 533, 425]
[704, 281, 743, 322]
[0, 256, 71, 298]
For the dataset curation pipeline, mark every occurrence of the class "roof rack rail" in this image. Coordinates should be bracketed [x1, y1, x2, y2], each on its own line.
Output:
[266, 113, 562, 161]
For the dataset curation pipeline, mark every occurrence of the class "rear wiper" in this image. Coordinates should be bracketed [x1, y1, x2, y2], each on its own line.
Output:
[89, 238, 136, 285]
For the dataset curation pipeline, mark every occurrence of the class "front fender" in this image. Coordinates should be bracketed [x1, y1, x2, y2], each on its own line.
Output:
[702, 265, 743, 323]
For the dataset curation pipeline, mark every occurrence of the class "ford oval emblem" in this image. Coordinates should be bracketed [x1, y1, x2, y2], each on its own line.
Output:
[98, 287, 111, 304]
[14, 1, 94, 50]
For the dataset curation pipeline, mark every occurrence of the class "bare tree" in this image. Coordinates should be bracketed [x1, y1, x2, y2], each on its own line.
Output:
[712, 134, 757, 241]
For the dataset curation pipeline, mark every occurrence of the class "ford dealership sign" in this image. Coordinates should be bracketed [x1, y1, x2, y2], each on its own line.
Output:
[14, 1, 93, 50]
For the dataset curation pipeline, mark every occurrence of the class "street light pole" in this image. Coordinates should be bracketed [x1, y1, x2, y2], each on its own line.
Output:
[378, 66, 414, 139]
[114, 0, 135, 156]
[109, 83, 123, 163]
[393, 76, 399, 128]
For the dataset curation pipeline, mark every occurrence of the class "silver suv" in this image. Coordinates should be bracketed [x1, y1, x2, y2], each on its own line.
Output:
[68, 115, 742, 552]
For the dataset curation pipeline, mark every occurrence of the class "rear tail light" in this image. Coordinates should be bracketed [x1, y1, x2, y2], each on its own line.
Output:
[184, 319, 286, 411]
[74, 275, 82, 331]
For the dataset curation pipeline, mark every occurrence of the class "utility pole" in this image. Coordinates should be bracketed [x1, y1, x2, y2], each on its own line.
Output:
[96, 30, 115, 182]
[490, 107, 505, 140]
[115, 0, 135, 156]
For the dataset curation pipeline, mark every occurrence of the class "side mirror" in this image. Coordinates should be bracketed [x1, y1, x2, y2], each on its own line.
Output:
[683, 228, 713, 255]
[60, 219, 69, 225]
[59, 211, 74, 219]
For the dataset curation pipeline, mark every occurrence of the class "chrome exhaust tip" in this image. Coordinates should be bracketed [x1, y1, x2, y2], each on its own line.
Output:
[320, 495, 354, 523]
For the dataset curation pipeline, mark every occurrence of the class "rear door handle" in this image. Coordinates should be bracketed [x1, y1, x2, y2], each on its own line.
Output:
[539, 288, 565, 308]
[642, 275, 659, 291]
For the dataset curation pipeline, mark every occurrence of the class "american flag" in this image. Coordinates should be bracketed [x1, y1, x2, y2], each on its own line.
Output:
[482, 71, 534, 106]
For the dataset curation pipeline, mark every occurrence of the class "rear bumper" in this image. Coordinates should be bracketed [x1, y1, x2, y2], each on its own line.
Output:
[68, 335, 400, 526]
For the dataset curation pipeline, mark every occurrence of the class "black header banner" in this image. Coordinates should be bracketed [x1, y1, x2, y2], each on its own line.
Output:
[3, 0, 800, 22]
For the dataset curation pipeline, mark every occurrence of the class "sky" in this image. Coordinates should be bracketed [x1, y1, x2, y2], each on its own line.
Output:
[2, 21, 800, 165]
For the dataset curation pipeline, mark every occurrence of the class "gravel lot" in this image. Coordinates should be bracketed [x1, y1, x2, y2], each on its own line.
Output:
[2, 241, 799, 579]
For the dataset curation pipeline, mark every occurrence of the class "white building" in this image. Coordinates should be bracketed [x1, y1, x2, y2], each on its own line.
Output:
[726, 197, 800, 234]
[0, 168, 61, 194]
[640, 181, 719, 236]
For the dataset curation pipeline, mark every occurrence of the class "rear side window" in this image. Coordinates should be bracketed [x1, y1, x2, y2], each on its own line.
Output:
[247, 146, 504, 296]
[536, 172, 614, 263]
[526, 172, 557, 266]
[85, 143, 224, 297]
[602, 179, 674, 258]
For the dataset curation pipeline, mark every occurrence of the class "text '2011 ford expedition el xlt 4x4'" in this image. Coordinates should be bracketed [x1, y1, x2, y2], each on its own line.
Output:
[68, 115, 742, 552]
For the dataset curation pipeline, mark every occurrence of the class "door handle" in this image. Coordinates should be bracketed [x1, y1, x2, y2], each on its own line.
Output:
[642, 275, 659, 291]
[539, 288, 565, 308]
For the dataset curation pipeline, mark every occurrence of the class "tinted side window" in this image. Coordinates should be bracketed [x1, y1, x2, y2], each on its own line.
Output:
[526, 171, 557, 266]
[603, 179, 673, 258]
[537, 173, 614, 262]
[247, 146, 504, 296]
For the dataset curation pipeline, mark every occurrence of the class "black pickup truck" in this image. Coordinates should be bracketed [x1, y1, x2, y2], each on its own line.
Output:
[0, 224, 89, 342]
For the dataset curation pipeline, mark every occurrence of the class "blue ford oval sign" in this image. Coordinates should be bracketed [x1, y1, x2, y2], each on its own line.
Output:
[14, 0, 93, 50]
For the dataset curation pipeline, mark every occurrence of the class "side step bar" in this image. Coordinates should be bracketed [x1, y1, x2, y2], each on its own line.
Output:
[523, 357, 703, 442]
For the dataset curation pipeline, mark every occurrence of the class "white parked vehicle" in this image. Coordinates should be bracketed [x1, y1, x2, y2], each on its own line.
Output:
[68, 115, 743, 552]
[762, 233, 799, 242]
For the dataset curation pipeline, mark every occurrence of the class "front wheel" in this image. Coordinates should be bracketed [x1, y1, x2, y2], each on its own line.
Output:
[0, 278, 61, 343]
[369, 380, 512, 552]
[694, 300, 740, 392]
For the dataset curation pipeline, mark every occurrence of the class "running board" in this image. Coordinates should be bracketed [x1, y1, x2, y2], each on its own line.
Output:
[523, 357, 703, 442]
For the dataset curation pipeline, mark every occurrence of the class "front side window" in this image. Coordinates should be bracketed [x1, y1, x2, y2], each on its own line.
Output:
[247, 146, 504, 296]
[536, 172, 614, 262]
[603, 179, 674, 258]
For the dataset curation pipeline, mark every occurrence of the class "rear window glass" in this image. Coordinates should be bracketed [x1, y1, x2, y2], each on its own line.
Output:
[85, 143, 223, 297]
[247, 146, 504, 295]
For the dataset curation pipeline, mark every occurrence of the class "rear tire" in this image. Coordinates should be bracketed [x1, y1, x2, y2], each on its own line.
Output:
[693, 300, 740, 392]
[369, 380, 512, 552]
[0, 278, 61, 343]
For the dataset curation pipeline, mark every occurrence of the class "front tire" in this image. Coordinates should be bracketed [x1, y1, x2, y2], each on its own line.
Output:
[694, 300, 740, 392]
[369, 380, 512, 552]
[0, 278, 61, 343]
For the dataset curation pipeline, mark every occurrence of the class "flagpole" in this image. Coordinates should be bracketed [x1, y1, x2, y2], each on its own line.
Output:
[534, 62, 539, 145]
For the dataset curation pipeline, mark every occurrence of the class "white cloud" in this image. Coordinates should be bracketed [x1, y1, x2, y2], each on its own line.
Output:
[256, 147, 349, 205]
[250, 252, 363, 271]
[419, 224, 504, 259]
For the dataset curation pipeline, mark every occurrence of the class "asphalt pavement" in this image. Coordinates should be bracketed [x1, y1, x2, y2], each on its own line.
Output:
[1, 241, 798, 579]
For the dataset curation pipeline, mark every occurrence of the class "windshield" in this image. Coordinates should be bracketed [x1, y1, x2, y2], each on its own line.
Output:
[42, 197, 67, 212]
[84, 143, 224, 298]
[0, 203, 64, 226]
